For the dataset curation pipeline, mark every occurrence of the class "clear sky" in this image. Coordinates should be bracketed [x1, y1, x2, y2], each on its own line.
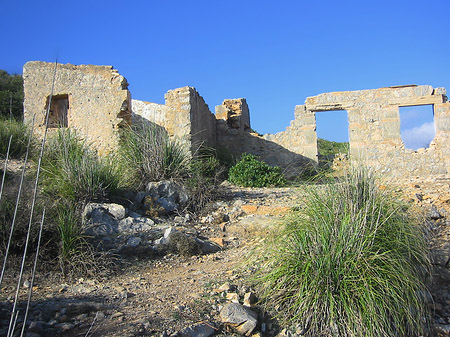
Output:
[1, 0, 449, 143]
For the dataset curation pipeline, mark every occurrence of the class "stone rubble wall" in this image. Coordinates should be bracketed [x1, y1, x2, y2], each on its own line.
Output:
[23, 61, 449, 179]
[214, 100, 314, 177]
[287, 85, 450, 177]
[131, 100, 168, 128]
[163, 86, 216, 152]
[23, 61, 131, 155]
[132, 87, 217, 153]
[215, 99, 251, 132]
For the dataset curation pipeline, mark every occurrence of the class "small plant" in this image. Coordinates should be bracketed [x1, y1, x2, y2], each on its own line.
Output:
[228, 153, 286, 187]
[253, 167, 431, 337]
[166, 231, 200, 257]
[41, 129, 121, 202]
[0, 117, 31, 158]
[53, 202, 116, 278]
[118, 123, 190, 189]
[0, 198, 14, 248]
[56, 204, 85, 263]
[185, 153, 224, 212]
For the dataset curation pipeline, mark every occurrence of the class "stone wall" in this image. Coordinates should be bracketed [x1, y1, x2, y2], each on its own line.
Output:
[133, 86, 216, 153]
[131, 100, 168, 128]
[23, 61, 131, 155]
[215, 99, 251, 132]
[214, 99, 314, 177]
[281, 85, 450, 177]
[23, 60, 449, 179]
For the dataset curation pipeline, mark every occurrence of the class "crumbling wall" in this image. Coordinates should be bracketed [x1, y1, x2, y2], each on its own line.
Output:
[134, 86, 216, 153]
[215, 99, 251, 132]
[215, 99, 313, 177]
[23, 61, 131, 155]
[283, 85, 450, 177]
[24, 60, 449, 178]
[131, 99, 168, 128]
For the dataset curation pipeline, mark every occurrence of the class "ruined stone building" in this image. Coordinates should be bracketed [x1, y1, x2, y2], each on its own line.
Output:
[23, 61, 450, 178]
[23, 62, 131, 155]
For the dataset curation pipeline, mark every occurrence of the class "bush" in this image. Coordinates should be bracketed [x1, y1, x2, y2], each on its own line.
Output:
[0, 118, 31, 159]
[228, 153, 286, 187]
[253, 168, 431, 337]
[41, 129, 121, 202]
[118, 123, 190, 189]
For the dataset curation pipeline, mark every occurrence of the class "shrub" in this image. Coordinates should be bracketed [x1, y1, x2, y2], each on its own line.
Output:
[228, 153, 285, 187]
[253, 167, 431, 337]
[0, 118, 31, 159]
[118, 123, 190, 189]
[41, 129, 121, 202]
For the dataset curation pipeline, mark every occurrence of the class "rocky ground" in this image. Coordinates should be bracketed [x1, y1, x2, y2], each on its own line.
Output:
[0, 177, 449, 337]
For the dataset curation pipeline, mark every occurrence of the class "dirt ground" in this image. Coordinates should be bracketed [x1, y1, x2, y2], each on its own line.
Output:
[1, 178, 450, 337]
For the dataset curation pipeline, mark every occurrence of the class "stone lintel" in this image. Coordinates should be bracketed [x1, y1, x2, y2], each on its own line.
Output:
[389, 95, 444, 107]
[307, 102, 355, 112]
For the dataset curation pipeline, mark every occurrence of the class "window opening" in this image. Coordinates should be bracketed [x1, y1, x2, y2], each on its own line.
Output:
[315, 110, 349, 168]
[399, 105, 435, 150]
[46, 94, 69, 127]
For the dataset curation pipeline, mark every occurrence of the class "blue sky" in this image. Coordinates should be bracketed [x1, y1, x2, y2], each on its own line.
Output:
[1, 0, 449, 142]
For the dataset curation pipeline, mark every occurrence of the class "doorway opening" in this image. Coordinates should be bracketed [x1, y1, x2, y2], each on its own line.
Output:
[399, 105, 435, 150]
[315, 110, 349, 168]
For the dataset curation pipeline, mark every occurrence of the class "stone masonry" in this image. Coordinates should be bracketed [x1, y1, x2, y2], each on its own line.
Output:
[23, 61, 131, 155]
[282, 85, 450, 177]
[23, 61, 450, 178]
[132, 87, 216, 153]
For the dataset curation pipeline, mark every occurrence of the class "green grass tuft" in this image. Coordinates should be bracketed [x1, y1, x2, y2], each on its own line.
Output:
[0, 117, 32, 159]
[118, 123, 190, 189]
[41, 129, 121, 202]
[254, 167, 431, 337]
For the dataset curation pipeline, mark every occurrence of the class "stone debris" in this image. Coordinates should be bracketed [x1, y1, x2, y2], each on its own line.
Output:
[146, 180, 189, 214]
[220, 303, 258, 336]
[243, 292, 257, 307]
[177, 322, 216, 337]
[226, 292, 240, 303]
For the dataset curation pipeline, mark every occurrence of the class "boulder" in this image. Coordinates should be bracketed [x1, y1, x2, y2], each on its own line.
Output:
[220, 303, 258, 336]
[83, 203, 126, 223]
[118, 216, 154, 233]
[145, 181, 188, 213]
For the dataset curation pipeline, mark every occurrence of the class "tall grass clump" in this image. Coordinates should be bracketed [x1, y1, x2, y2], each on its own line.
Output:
[41, 129, 121, 202]
[185, 149, 225, 212]
[254, 167, 431, 337]
[118, 123, 190, 189]
[0, 117, 31, 158]
[54, 203, 99, 277]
